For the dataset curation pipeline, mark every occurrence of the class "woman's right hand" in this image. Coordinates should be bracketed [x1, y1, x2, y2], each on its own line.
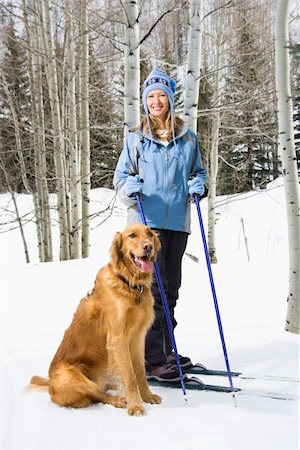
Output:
[124, 175, 143, 197]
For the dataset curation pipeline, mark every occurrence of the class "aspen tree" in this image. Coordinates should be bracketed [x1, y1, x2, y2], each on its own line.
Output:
[79, 0, 91, 258]
[275, 0, 300, 334]
[123, 0, 140, 134]
[183, 0, 203, 133]
[40, 0, 70, 260]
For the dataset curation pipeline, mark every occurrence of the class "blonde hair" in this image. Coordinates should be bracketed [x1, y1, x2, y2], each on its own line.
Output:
[141, 114, 183, 141]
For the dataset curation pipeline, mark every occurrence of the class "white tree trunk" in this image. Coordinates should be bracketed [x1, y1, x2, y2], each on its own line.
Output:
[207, 17, 223, 264]
[123, 0, 140, 134]
[40, 0, 70, 260]
[23, 0, 53, 262]
[183, 0, 203, 133]
[65, 0, 82, 259]
[275, 0, 300, 334]
[208, 107, 220, 263]
[35, 35, 53, 262]
[79, 0, 90, 258]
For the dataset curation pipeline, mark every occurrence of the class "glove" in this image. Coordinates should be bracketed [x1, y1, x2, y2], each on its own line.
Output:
[124, 175, 143, 197]
[188, 177, 205, 197]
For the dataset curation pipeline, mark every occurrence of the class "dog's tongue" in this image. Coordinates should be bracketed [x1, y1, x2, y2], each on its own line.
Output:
[141, 259, 153, 273]
[135, 257, 153, 273]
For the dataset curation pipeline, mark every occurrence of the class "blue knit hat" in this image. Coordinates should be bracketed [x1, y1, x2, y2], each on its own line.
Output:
[142, 68, 176, 115]
[142, 68, 177, 142]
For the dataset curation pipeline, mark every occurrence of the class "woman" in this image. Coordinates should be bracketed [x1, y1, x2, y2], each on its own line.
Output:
[113, 68, 209, 381]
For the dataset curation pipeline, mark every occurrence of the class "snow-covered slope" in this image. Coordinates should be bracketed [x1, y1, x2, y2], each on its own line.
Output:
[0, 179, 299, 450]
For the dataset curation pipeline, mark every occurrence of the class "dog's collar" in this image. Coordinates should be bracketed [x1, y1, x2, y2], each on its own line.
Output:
[117, 274, 144, 294]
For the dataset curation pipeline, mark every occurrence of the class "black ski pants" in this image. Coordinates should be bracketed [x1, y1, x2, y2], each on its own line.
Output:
[145, 229, 188, 367]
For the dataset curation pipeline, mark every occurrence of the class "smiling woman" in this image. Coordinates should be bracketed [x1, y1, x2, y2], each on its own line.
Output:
[114, 68, 209, 382]
[146, 90, 169, 126]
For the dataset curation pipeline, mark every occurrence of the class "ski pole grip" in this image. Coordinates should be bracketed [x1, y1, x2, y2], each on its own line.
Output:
[189, 173, 200, 200]
[189, 173, 207, 200]
[129, 172, 144, 182]
[127, 173, 143, 197]
[129, 172, 144, 184]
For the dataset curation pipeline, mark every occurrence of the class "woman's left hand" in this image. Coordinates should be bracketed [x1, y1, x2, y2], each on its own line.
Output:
[187, 177, 205, 196]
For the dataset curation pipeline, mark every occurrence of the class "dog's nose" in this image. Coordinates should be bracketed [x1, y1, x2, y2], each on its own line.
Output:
[143, 241, 153, 252]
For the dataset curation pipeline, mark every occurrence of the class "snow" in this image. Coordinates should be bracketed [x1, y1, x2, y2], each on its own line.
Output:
[0, 178, 299, 450]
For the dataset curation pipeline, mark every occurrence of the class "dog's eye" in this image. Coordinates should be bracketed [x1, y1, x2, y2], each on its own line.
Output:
[129, 233, 136, 238]
[147, 231, 153, 237]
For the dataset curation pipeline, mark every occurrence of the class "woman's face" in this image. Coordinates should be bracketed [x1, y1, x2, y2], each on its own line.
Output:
[146, 89, 169, 121]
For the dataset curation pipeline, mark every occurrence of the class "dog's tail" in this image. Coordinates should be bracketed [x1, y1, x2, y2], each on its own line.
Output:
[29, 375, 49, 390]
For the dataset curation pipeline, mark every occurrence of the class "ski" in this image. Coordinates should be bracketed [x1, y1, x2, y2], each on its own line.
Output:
[238, 389, 297, 402]
[183, 364, 241, 377]
[148, 375, 240, 393]
[148, 376, 297, 401]
[184, 364, 299, 383]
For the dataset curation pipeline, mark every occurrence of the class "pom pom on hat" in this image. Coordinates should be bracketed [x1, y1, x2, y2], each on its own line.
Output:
[142, 68, 176, 115]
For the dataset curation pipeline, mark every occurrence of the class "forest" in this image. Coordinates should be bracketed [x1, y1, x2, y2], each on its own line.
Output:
[0, 0, 299, 264]
[1, 1, 299, 190]
[0, 0, 299, 327]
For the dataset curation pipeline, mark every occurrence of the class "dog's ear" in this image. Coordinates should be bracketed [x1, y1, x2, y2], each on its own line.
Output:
[110, 231, 123, 267]
[153, 230, 161, 257]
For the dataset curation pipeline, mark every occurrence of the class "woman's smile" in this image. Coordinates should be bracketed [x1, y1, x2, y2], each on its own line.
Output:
[146, 89, 169, 121]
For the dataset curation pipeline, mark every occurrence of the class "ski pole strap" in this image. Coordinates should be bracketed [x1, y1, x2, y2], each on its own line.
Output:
[135, 194, 187, 399]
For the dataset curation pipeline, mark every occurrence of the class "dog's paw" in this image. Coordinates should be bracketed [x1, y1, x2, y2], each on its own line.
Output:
[112, 396, 127, 408]
[127, 405, 146, 416]
[142, 392, 162, 404]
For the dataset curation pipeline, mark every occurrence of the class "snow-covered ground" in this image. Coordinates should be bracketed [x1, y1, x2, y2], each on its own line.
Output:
[0, 178, 299, 450]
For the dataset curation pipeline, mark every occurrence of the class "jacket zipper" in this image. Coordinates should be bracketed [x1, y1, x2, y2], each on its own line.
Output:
[164, 147, 169, 227]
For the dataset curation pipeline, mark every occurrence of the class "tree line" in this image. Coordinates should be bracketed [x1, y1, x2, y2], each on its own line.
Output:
[0, 0, 298, 253]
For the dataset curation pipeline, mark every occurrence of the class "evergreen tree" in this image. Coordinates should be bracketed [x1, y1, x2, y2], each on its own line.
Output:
[89, 47, 123, 189]
[0, 20, 31, 192]
[197, 67, 213, 170]
[218, 5, 278, 194]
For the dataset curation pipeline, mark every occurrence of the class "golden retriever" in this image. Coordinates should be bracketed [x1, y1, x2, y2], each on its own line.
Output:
[29, 223, 162, 416]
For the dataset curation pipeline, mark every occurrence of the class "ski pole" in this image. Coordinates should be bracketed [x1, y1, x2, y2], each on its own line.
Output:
[135, 193, 188, 402]
[193, 193, 237, 406]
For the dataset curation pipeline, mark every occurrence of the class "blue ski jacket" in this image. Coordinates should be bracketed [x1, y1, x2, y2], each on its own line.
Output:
[113, 122, 209, 233]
